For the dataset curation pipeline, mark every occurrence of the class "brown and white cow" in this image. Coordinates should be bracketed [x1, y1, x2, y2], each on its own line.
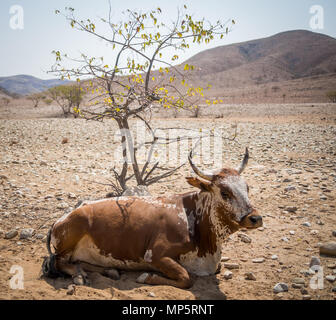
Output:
[42, 148, 262, 289]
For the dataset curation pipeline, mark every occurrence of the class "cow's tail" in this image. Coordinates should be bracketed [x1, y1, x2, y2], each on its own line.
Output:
[41, 223, 63, 279]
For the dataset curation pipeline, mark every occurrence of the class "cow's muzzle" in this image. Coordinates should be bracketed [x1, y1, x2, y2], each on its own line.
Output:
[240, 211, 263, 229]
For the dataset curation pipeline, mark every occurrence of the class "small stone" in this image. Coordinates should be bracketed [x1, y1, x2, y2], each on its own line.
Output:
[245, 272, 256, 281]
[326, 275, 336, 283]
[68, 193, 76, 199]
[62, 137, 69, 144]
[252, 258, 265, 263]
[292, 283, 304, 289]
[284, 186, 296, 192]
[57, 202, 69, 210]
[238, 233, 252, 243]
[302, 222, 311, 227]
[286, 207, 298, 213]
[300, 288, 308, 295]
[292, 278, 305, 285]
[4, 230, 18, 239]
[332, 231, 336, 237]
[271, 255, 278, 260]
[148, 292, 155, 297]
[319, 242, 336, 257]
[281, 237, 289, 242]
[310, 230, 318, 235]
[273, 283, 288, 294]
[310, 256, 321, 268]
[257, 227, 264, 231]
[223, 271, 233, 280]
[223, 263, 239, 270]
[221, 256, 230, 262]
[20, 228, 35, 240]
[332, 287, 336, 293]
[67, 284, 76, 295]
[289, 230, 295, 235]
[35, 234, 45, 240]
[302, 295, 311, 300]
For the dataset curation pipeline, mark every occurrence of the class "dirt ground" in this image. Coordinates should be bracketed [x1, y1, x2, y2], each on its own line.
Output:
[0, 102, 336, 300]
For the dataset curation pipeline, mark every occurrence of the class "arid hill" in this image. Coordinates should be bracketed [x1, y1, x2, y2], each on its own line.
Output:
[185, 30, 336, 88]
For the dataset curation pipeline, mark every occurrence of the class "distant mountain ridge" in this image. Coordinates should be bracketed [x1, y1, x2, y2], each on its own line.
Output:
[184, 30, 336, 89]
[0, 75, 69, 96]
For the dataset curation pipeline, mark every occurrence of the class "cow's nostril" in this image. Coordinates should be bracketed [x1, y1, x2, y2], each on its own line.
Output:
[249, 215, 262, 224]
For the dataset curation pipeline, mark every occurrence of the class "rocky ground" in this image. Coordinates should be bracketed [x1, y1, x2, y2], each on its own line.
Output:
[0, 103, 336, 300]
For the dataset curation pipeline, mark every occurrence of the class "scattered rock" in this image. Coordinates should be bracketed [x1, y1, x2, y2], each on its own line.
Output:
[148, 292, 155, 298]
[4, 230, 18, 239]
[302, 222, 311, 227]
[319, 242, 336, 257]
[223, 263, 239, 270]
[62, 137, 69, 144]
[271, 255, 278, 260]
[20, 228, 35, 240]
[245, 272, 256, 281]
[252, 258, 265, 263]
[300, 288, 308, 295]
[289, 230, 295, 235]
[302, 295, 311, 300]
[281, 237, 289, 242]
[284, 186, 296, 192]
[326, 275, 336, 283]
[292, 277, 305, 285]
[273, 283, 288, 294]
[332, 287, 336, 293]
[238, 233, 252, 243]
[286, 206, 298, 213]
[223, 271, 233, 280]
[35, 234, 45, 240]
[57, 202, 69, 210]
[332, 230, 336, 237]
[122, 186, 151, 197]
[221, 256, 230, 262]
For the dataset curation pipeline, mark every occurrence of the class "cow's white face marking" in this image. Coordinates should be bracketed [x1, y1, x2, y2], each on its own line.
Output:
[217, 175, 251, 222]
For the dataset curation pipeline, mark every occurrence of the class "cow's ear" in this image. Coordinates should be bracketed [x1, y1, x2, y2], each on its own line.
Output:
[186, 177, 211, 191]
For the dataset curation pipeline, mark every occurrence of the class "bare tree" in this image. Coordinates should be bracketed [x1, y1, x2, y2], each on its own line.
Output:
[50, 5, 233, 195]
[27, 93, 46, 108]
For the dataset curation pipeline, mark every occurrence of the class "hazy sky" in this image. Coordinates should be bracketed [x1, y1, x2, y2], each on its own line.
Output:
[0, 0, 335, 79]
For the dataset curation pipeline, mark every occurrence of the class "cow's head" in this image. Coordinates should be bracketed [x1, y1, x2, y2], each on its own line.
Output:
[186, 148, 262, 231]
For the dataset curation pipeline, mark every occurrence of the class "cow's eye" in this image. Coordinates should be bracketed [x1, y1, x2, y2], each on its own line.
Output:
[221, 191, 230, 200]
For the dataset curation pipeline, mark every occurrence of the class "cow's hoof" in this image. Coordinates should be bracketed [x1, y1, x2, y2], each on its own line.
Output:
[136, 273, 149, 284]
[104, 269, 120, 280]
[73, 274, 85, 286]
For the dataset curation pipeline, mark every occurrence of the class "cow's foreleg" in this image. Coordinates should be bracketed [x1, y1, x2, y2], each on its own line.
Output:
[137, 257, 192, 289]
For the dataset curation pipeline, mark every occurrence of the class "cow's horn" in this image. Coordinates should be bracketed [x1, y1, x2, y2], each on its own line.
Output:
[188, 150, 213, 181]
[237, 147, 249, 174]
